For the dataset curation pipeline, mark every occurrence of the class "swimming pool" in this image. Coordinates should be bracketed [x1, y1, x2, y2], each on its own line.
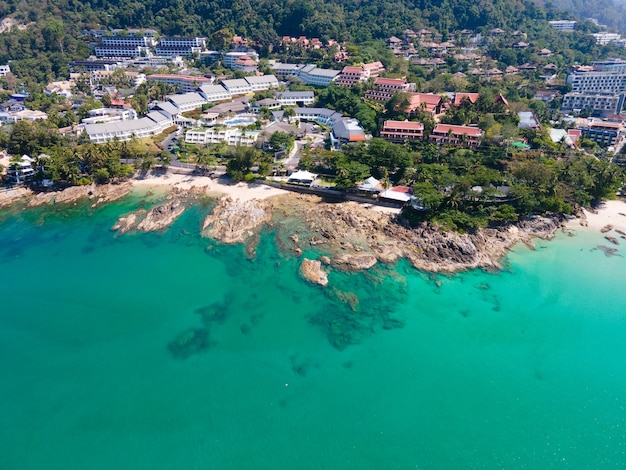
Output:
[223, 116, 256, 127]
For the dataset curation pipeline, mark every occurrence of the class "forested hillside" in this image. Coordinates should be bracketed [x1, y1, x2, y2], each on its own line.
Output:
[546, 0, 626, 35]
[0, 0, 622, 86]
[0, 0, 590, 44]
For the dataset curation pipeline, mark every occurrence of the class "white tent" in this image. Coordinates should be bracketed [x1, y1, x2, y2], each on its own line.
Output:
[357, 176, 383, 192]
[287, 170, 318, 185]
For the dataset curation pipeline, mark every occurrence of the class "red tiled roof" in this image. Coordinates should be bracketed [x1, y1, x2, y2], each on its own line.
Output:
[453, 93, 480, 106]
[433, 124, 482, 136]
[383, 120, 424, 130]
[374, 77, 407, 86]
[390, 186, 412, 193]
[342, 66, 364, 73]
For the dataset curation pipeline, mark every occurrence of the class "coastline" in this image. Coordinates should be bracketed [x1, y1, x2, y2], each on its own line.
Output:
[566, 199, 626, 233]
[2, 173, 624, 276]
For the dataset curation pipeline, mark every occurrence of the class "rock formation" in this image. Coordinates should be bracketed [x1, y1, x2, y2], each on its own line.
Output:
[300, 258, 329, 286]
[202, 196, 271, 244]
[136, 200, 185, 232]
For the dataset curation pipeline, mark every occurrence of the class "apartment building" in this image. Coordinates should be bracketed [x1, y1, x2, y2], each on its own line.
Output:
[335, 61, 385, 87]
[275, 91, 315, 106]
[147, 74, 212, 93]
[561, 93, 625, 116]
[294, 107, 344, 126]
[365, 77, 416, 101]
[101, 35, 155, 47]
[297, 65, 340, 86]
[244, 75, 279, 92]
[379, 120, 424, 142]
[578, 121, 625, 147]
[184, 128, 259, 146]
[94, 45, 148, 58]
[84, 110, 172, 143]
[429, 124, 482, 147]
[549, 20, 577, 31]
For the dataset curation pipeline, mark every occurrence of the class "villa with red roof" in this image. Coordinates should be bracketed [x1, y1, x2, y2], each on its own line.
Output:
[406, 93, 443, 115]
[429, 124, 482, 147]
[453, 93, 480, 106]
[380, 120, 424, 142]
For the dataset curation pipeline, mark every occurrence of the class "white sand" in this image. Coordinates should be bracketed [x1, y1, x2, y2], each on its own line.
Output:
[566, 199, 626, 233]
[132, 173, 289, 202]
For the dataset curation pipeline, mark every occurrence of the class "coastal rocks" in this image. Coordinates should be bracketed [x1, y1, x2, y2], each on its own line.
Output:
[111, 210, 146, 234]
[268, 194, 569, 274]
[26, 182, 132, 208]
[0, 187, 32, 209]
[202, 196, 271, 244]
[112, 200, 185, 233]
[605, 236, 620, 245]
[333, 253, 378, 271]
[137, 200, 185, 232]
[300, 258, 329, 286]
[601, 224, 614, 233]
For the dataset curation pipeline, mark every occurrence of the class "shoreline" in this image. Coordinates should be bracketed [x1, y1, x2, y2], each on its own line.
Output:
[565, 199, 626, 233]
[2, 173, 624, 277]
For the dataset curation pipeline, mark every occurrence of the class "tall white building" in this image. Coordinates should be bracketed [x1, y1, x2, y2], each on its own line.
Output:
[549, 20, 577, 32]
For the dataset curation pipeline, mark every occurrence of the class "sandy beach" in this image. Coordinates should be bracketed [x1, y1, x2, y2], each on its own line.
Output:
[566, 199, 626, 233]
[132, 172, 402, 213]
[132, 173, 288, 202]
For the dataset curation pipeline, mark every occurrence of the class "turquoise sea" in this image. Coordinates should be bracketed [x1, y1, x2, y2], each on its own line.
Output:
[1, 191, 625, 469]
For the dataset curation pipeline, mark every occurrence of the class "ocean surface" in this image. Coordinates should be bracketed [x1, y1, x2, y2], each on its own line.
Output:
[1, 190, 625, 469]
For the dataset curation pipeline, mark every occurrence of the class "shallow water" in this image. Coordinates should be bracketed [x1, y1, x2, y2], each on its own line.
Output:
[1, 194, 625, 469]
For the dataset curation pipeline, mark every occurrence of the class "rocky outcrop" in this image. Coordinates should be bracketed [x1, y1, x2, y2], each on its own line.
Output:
[300, 258, 328, 286]
[202, 196, 271, 244]
[27, 182, 132, 208]
[137, 200, 185, 232]
[333, 253, 378, 271]
[0, 187, 32, 209]
[111, 210, 146, 234]
[268, 194, 565, 273]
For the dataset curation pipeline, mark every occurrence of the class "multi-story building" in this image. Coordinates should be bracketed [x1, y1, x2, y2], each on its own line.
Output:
[549, 20, 577, 31]
[561, 93, 625, 116]
[220, 78, 253, 95]
[84, 110, 173, 143]
[275, 91, 315, 106]
[166, 93, 208, 113]
[233, 55, 259, 73]
[198, 84, 233, 103]
[365, 77, 416, 101]
[567, 71, 626, 94]
[294, 107, 344, 126]
[184, 128, 259, 146]
[379, 120, 424, 142]
[592, 33, 622, 45]
[147, 74, 212, 93]
[335, 61, 385, 87]
[244, 75, 279, 92]
[154, 37, 206, 57]
[578, 121, 625, 147]
[94, 45, 148, 58]
[429, 124, 482, 147]
[70, 60, 120, 72]
[270, 63, 305, 79]
[158, 37, 206, 48]
[592, 59, 626, 74]
[297, 65, 340, 86]
[100, 35, 155, 47]
[0, 64, 11, 76]
[331, 118, 366, 146]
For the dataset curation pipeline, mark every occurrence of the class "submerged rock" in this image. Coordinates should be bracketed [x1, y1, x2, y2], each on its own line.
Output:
[300, 258, 328, 286]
